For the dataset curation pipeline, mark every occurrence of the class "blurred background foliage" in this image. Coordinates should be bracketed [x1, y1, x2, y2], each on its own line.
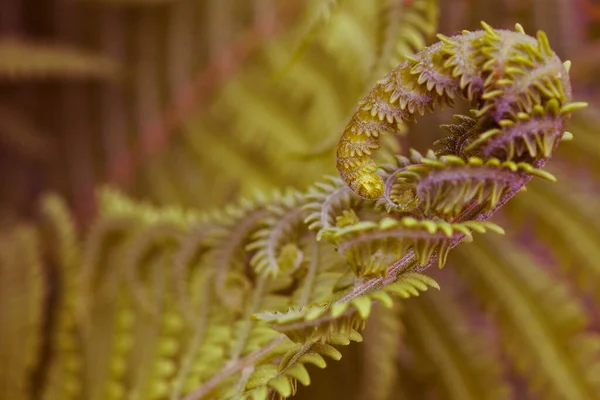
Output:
[1, 0, 600, 399]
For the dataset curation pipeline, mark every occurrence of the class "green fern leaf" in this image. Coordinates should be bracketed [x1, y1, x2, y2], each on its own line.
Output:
[0, 225, 44, 400]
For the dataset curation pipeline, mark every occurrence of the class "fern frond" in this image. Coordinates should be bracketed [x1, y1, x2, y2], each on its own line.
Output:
[254, 272, 438, 343]
[303, 176, 359, 238]
[129, 307, 187, 400]
[2, 18, 590, 400]
[212, 25, 580, 397]
[248, 190, 309, 278]
[374, 0, 439, 74]
[77, 219, 138, 400]
[325, 216, 503, 274]
[463, 106, 570, 159]
[173, 312, 234, 398]
[454, 236, 600, 399]
[210, 198, 270, 312]
[511, 181, 600, 303]
[290, 240, 347, 306]
[79, 214, 141, 315]
[39, 195, 83, 400]
[404, 289, 511, 400]
[0, 225, 44, 400]
[121, 213, 187, 313]
[336, 24, 574, 199]
[239, 340, 348, 400]
[173, 223, 224, 323]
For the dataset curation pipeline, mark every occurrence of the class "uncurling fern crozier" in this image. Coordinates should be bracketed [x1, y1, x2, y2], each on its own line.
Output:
[0, 23, 587, 400]
[336, 22, 582, 200]
[254, 22, 585, 398]
[248, 22, 584, 399]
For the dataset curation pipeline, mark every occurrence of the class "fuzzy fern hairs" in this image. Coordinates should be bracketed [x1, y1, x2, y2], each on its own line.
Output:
[336, 22, 583, 200]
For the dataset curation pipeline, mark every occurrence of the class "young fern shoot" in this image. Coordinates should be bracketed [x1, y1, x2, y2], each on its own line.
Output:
[247, 22, 586, 400]
[5, 22, 586, 400]
[336, 22, 582, 202]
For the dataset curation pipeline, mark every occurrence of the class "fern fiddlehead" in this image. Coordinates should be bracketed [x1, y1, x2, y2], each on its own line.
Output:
[336, 23, 583, 201]
[184, 23, 585, 400]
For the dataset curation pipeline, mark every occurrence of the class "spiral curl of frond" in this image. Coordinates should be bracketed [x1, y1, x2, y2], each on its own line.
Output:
[336, 23, 581, 200]
[1, 21, 589, 400]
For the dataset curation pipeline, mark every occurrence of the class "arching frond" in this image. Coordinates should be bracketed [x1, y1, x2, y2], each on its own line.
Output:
[247, 190, 309, 278]
[510, 181, 600, 304]
[39, 195, 83, 400]
[373, 0, 439, 75]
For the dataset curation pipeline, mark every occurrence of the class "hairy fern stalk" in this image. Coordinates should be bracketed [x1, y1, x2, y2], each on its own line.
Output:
[1, 19, 593, 400]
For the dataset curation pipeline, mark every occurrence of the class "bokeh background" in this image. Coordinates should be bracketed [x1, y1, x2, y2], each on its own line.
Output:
[1, 0, 600, 399]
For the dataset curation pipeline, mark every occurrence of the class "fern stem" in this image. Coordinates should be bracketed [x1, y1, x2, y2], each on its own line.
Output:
[109, 1, 304, 189]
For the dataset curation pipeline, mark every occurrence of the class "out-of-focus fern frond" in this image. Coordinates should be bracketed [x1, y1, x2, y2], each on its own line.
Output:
[404, 289, 511, 400]
[0, 225, 44, 400]
[357, 302, 404, 400]
[38, 195, 83, 400]
[454, 236, 600, 399]
[0, 40, 120, 80]
[277, 0, 343, 74]
[136, 0, 437, 207]
[558, 107, 600, 172]
[373, 0, 439, 76]
[510, 180, 600, 304]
